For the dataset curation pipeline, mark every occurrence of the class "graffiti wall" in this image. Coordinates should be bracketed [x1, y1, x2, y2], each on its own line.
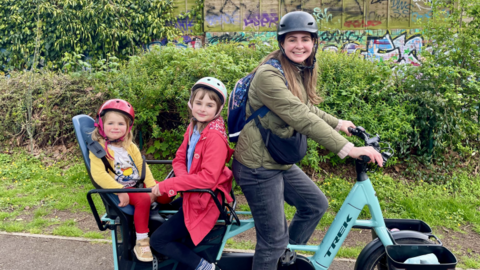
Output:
[149, 0, 445, 64]
[202, 0, 445, 64]
[203, 0, 444, 31]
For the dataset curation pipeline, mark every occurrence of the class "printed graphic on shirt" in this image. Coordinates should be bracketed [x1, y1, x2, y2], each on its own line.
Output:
[114, 156, 140, 188]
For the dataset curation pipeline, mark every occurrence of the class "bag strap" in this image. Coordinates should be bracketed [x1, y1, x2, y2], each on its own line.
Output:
[245, 58, 287, 124]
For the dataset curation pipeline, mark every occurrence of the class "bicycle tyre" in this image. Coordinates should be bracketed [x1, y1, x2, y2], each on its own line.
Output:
[354, 238, 433, 270]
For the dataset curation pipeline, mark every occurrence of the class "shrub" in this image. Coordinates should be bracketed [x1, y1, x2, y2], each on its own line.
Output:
[316, 51, 416, 158]
[0, 71, 107, 148]
[397, 0, 480, 159]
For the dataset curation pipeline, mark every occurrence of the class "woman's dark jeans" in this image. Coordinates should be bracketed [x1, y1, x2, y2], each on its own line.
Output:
[232, 159, 328, 270]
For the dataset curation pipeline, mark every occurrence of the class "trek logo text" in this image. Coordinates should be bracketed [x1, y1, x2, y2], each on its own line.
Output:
[324, 215, 352, 257]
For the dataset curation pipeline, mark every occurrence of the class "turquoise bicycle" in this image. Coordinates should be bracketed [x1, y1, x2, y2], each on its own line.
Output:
[74, 114, 437, 270]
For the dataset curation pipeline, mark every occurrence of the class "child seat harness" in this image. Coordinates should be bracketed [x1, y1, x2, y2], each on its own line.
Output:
[83, 126, 146, 188]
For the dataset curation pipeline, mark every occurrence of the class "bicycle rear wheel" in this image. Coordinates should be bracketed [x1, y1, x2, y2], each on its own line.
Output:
[354, 238, 434, 270]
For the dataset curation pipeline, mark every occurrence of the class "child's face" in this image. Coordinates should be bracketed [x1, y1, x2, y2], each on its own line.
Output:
[103, 112, 128, 141]
[281, 31, 314, 64]
[192, 91, 218, 124]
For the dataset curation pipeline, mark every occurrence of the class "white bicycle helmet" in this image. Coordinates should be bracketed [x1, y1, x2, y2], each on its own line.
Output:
[188, 77, 228, 119]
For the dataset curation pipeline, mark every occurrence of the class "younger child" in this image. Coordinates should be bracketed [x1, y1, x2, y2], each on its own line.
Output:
[89, 99, 171, 262]
[151, 78, 234, 270]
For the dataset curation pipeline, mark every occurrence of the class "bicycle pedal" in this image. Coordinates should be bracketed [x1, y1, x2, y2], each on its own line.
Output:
[280, 249, 297, 266]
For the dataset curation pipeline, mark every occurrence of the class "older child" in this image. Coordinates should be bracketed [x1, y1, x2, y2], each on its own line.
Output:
[90, 99, 171, 262]
[151, 78, 234, 270]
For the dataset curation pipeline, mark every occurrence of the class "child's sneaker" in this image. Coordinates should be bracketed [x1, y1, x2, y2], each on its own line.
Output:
[196, 258, 218, 270]
[134, 237, 153, 262]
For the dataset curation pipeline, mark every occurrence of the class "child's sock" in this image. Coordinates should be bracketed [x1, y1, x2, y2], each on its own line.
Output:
[136, 232, 148, 241]
[195, 258, 215, 270]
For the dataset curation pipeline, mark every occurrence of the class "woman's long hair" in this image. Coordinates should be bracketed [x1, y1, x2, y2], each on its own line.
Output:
[251, 48, 322, 105]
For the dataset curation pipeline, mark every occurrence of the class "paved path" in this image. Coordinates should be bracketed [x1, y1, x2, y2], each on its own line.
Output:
[0, 232, 474, 270]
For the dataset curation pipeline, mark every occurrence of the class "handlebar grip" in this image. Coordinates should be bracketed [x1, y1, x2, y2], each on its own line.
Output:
[360, 155, 371, 163]
[348, 127, 355, 134]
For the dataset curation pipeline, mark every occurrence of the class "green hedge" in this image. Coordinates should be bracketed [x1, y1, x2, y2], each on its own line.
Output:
[1, 42, 479, 172]
[0, 72, 108, 147]
[0, 0, 179, 71]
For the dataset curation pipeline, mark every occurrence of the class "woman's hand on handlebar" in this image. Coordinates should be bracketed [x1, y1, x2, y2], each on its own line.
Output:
[339, 120, 356, 136]
[348, 146, 384, 167]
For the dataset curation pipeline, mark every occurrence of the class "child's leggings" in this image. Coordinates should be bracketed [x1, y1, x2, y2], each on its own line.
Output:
[126, 191, 153, 234]
[126, 183, 170, 234]
[150, 206, 203, 270]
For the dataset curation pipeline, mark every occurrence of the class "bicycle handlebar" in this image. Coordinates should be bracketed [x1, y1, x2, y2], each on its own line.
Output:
[347, 126, 394, 166]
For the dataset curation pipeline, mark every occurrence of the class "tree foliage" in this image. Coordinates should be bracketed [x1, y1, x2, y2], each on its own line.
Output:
[0, 0, 180, 71]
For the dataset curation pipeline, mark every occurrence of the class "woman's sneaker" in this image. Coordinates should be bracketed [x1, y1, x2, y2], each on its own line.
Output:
[134, 237, 153, 262]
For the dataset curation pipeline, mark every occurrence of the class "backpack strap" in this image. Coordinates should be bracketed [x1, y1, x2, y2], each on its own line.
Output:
[246, 58, 287, 123]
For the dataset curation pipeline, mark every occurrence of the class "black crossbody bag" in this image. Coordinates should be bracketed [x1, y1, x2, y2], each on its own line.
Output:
[252, 107, 307, 165]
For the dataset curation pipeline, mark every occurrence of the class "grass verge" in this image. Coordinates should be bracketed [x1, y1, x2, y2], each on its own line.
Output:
[1, 149, 480, 267]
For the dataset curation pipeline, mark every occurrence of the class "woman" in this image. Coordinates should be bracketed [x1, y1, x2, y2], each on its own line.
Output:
[232, 11, 383, 270]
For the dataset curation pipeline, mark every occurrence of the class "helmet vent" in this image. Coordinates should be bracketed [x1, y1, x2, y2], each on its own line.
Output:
[280, 24, 285, 27]
[308, 22, 314, 25]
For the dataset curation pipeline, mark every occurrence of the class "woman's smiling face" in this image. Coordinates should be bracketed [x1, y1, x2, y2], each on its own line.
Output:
[281, 31, 314, 64]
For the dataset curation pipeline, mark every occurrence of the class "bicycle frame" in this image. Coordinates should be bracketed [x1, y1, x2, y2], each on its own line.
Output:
[212, 175, 390, 270]
[288, 177, 393, 269]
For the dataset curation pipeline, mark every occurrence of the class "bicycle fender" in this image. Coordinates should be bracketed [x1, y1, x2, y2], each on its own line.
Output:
[355, 230, 431, 268]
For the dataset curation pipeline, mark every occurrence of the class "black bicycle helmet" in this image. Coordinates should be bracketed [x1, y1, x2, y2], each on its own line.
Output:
[277, 11, 319, 70]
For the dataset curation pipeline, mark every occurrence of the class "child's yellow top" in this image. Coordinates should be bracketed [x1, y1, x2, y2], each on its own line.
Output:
[89, 143, 156, 189]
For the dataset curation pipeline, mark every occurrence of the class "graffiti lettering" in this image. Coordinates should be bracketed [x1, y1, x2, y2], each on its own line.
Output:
[206, 32, 276, 45]
[344, 20, 382, 28]
[206, 14, 239, 26]
[207, 33, 248, 44]
[313, 7, 333, 23]
[244, 13, 278, 28]
[174, 18, 195, 33]
[367, 11, 386, 21]
[411, 11, 432, 21]
[361, 31, 424, 66]
[391, 0, 411, 18]
[319, 30, 366, 44]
